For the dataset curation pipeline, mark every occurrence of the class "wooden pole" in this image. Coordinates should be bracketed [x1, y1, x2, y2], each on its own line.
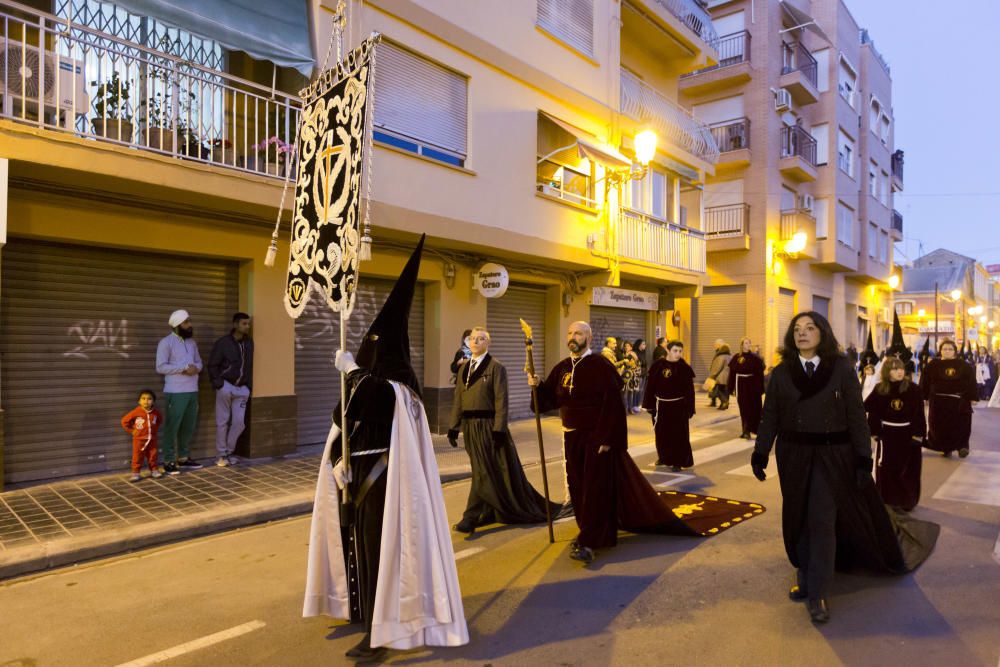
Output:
[521, 319, 554, 544]
[340, 310, 350, 504]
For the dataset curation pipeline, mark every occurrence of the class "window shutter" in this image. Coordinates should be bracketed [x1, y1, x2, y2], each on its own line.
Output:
[374, 42, 468, 156]
[537, 0, 594, 55]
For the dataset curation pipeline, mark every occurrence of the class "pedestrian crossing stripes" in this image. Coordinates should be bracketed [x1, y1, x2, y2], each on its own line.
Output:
[932, 451, 1000, 508]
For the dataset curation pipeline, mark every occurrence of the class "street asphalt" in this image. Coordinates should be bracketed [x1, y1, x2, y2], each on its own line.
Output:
[1, 403, 998, 666]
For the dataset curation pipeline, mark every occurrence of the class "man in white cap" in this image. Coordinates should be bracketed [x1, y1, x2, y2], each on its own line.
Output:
[156, 309, 204, 475]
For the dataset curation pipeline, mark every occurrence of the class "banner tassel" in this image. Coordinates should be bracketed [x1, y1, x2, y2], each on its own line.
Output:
[359, 232, 372, 261]
[264, 232, 279, 267]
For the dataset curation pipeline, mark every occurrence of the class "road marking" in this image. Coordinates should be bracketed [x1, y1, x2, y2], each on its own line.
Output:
[933, 451, 1000, 507]
[454, 547, 485, 561]
[115, 620, 266, 666]
[993, 531, 1000, 567]
[727, 458, 779, 478]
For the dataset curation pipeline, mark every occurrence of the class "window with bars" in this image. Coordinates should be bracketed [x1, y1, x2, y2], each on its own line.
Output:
[373, 42, 468, 167]
[537, 0, 594, 56]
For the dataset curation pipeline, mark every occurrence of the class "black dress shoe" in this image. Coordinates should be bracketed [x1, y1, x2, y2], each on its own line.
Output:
[670, 465, 682, 472]
[453, 519, 476, 534]
[739, 431, 750, 439]
[654, 460, 666, 467]
[807, 598, 830, 623]
[788, 584, 808, 601]
[958, 447, 970, 458]
[345, 634, 388, 661]
[569, 545, 595, 563]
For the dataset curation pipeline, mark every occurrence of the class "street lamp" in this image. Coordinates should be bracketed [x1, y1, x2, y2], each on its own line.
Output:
[602, 129, 658, 286]
[935, 286, 963, 350]
[888, 274, 900, 289]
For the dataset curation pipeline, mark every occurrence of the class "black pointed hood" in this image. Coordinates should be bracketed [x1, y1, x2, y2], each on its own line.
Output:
[887, 310, 912, 363]
[860, 328, 879, 368]
[354, 235, 425, 396]
[918, 337, 932, 369]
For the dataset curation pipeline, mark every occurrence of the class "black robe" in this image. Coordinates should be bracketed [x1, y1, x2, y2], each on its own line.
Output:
[642, 358, 695, 467]
[449, 354, 560, 525]
[920, 358, 978, 454]
[755, 357, 938, 575]
[727, 352, 765, 435]
[535, 352, 765, 548]
[864, 381, 926, 511]
[333, 370, 396, 631]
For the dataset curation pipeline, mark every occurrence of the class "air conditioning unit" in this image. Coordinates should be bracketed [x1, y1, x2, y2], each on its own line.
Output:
[774, 88, 792, 111]
[799, 194, 815, 212]
[0, 39, 89, 122]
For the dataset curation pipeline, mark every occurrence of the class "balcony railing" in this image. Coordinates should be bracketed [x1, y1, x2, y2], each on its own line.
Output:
[681, 30, 750, 78]
[620, 69, 719, 164]
[650, 0, 719, 47]
[780, 125, 818, 166]
[620, 209, 706, 272]
[891, 149, 904, 182]
[780, 208, 816, 241]
[781, 42, 818, 88]
[892, 209, 903, 234]
[0, 2, 301, 179]
[705, 204, 748, 238]
[709, 117, 749, 153]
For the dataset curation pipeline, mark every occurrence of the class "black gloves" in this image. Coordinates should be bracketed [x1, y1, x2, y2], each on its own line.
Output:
[447, 429, 459, 448]
[750, 450, 768, 481]
[492, 431, 506, 449]
[855, 457, 874, 489]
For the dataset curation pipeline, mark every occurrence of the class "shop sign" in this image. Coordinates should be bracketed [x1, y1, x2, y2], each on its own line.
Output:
[590, 286, 658, 311]
[475, 263, 509, 298]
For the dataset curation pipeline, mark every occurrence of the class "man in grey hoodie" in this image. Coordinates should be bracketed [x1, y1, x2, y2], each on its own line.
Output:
[156, 309, 204, 475]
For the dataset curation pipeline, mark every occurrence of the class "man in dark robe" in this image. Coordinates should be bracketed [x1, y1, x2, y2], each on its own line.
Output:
[727, 337, 766, 440]
[448, 326, 560, 534]
[530, 322, 766, 564]
[750, 311, 938, 624]
[920, 338, 979, 458]
[303, 236, 467, 660]
[642, 340, 695, 471]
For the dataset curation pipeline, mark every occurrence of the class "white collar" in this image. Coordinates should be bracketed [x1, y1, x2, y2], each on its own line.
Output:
[470, 352, 487, 364]
[571, 348, 593, 361]
[799, 355, 820, 369]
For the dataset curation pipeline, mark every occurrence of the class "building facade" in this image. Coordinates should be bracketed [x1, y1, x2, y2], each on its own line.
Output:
[680, 0, 902, 371]
[0, 0, 723, 485]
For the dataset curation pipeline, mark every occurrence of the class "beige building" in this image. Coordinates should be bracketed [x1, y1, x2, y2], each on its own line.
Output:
[0, 0, 724, 485]
[680, 0, 902, 371]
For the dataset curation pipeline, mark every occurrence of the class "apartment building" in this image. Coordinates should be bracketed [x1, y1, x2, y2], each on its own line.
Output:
[896, 249, 997, 352]
[678, 0, 902, 374]
[0, 0, 722, 485]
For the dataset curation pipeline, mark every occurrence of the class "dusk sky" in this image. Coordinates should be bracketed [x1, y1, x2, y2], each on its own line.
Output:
[846, 0, 1000, 268]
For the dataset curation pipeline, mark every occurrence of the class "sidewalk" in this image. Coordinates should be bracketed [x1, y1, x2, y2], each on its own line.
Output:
[0, 407, 738, 580]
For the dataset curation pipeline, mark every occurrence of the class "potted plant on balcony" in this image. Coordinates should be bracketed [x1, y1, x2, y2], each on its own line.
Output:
[139, 89, 176, 152]
[250, 136, 295, 176]
[209, 138, 239, 167]
[91, 71, 134, 142]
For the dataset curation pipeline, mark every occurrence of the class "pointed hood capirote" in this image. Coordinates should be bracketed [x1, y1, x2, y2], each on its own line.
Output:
[354, 234, 425, 397]
[887, 310, 912, 363]
[918, 337, 932, 369]
[860, 328, 879, 368]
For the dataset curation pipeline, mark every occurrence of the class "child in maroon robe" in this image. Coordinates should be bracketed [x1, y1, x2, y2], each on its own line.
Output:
[642, 340, 695, 471]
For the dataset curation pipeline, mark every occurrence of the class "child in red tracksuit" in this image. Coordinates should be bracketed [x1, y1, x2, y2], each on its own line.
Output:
[121, 389, 163, 482]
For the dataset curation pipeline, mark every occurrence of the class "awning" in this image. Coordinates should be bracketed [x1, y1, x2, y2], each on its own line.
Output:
[779, 1, 833, 45]
[111, 0, 315, 76]
[538, 112, 632, 170]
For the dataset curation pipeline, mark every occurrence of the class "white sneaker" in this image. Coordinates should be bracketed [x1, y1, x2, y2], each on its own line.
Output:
[215, 457, 229, 467]
[226, 455, 239, 466]
[128, 473, 141, 483]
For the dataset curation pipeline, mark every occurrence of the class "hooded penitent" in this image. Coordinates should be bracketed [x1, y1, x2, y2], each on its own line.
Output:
[354, 234, 425, 397]
[860, 328, 880, 369]
[918, 338, 932, 372]
[888, 311, 915, 373]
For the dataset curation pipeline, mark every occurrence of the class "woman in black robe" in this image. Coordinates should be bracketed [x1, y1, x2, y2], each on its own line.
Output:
[750, 312, 938, 624]
[727, 337, 765, 439]
[920, 339, 979, 458]
[864, 357, 926, 511]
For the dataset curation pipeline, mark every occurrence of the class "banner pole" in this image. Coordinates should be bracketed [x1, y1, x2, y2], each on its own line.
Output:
[340, 310, 350, 504]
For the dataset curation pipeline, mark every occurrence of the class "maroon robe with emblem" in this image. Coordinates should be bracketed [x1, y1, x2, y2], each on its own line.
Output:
[534, 352, 700, 549]
[642, 358, 695, 467]
[864, 381, 926, 510]
[919, 358, 978, 454]
[727, 352, 765, 435]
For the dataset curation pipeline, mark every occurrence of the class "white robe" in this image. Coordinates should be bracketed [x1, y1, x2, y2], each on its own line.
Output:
[302, 381, 468, 650]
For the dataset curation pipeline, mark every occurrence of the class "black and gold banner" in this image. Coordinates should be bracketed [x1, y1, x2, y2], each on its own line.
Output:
[284, 35, 378, 318]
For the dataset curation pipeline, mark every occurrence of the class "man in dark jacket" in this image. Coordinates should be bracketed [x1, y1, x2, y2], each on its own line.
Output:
[208, 312, 254, 466]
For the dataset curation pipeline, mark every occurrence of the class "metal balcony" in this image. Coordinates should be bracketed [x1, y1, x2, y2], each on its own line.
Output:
[779, 125, 818, 182]
[780, 42, 819, 105]
[679, 31, 752, 95]
[891, 149, 904, 190]
[619, 208, 707, 272]
[891, 209, 903, 241]
[705, 203, 750, 251]
[620, 68, 719, 164]
[648, 0, 719, 47]
[0, 1, 301, 179]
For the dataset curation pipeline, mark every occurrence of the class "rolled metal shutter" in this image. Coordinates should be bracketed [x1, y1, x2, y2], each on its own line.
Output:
[295, 279, 425, 446]
[589, 305, 650, 358]
[777, 287, 797, 345]
[0, 239, 238, 484]
[487, 285, 547, 421]
[692, 285, 746, 380]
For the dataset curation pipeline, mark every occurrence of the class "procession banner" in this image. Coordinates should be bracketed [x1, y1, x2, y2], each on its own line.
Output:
[284, 35, 378, 318]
